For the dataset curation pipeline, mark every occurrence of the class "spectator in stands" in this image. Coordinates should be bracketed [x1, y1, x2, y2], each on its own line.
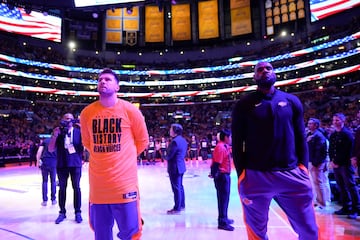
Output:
[189, 135, 199, 162]
[166, 123, 187, 215]
[307, 118, 331, 209]
[160, 136, 168, 162]
[36, 136, 57, 206]
[29, 139, 39, 167]
[200, 136, 210, 161]
[210, 129, 234, 231]
[330, 112, 359, 219]
[210, 135, 217, 157]
[231, 61, 318, 239]
[49, 113, 84, 224]
[147, 136, 156, 165]
[80, 68, 149, 240]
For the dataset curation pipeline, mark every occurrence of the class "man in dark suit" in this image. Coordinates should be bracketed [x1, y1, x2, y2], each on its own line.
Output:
[166, 123, 188, 214]
[49, 113, 84, 224]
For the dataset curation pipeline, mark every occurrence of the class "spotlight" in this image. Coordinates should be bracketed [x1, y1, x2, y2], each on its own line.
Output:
[92, 12, 99, 18]
[171, 0, 176, 4]
[126, 6, 133, 15]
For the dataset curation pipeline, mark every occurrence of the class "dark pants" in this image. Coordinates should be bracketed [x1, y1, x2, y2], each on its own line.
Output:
[214, 173, 231, 225]
[189, 150, 198, 160]
[333, 165, 360, 210]
[239, 168, 318, 240]
[160, 149, 167, 162]
[90, 202, 140, 240]
[147, 151, 155, 163]
[41, 165, 57, 202]
[57, 167, 82, 214]
[200, 149, 208, 160]
[169, 173, 185, 211]
[29, 158, 37, 166]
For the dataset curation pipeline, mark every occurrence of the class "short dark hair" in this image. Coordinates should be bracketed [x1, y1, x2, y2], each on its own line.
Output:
[219, 129, 231, 141]
[171, 123, 183, 135]
[333, 112, 346, 121]
[309, 118, 320, 128]
[99, 68, 119, 83]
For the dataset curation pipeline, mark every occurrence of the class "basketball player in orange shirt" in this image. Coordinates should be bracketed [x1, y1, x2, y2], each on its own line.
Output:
[80, 68, 149, 240]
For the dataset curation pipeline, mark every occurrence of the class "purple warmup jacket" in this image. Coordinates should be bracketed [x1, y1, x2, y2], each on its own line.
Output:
[231, 89, 309, 177]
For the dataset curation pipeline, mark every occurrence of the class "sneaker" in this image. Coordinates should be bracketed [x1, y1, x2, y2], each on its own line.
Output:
[55, 214, 66, 224]
[75, 213, 83, 223]
[226, 218, 234, 224]
[51, 200, 57, 205]
[218, 224, 235, 231]
[41, 201, 47, 206]
[167, 209, 181, 215]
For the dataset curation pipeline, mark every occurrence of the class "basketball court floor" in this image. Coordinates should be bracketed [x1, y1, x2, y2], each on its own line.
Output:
[0, 160, 359, 240]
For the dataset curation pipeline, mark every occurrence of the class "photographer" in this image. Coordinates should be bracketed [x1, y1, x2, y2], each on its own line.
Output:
[49, 113, 84, 224]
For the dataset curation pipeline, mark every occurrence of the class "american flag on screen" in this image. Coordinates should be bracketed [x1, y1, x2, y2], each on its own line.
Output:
[310, 0, 360, 22]
[0, 3, 61, 42]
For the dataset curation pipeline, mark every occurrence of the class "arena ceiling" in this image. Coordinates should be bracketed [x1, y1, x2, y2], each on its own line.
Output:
[2, 0, 207, 20]
[6, 0, 190, 11]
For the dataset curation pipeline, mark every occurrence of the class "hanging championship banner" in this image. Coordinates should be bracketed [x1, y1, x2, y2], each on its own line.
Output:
[198, 0, 219, 39]
[105, 8, 123, 43]
[171, 4, 191, 41]
[123, 6, 139, 31]
[231, 6, 252, 36]
[230, 0, 249, 8]
[230, 0, 251, 36]
[106, 31, 122, 43]
[145, 6, 164, 42]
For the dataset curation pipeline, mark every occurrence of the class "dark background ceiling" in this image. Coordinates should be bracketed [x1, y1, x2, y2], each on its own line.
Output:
[11, 0, 184, 11]
[3, 0, 168, 19]
[13, 0, 74, 9]
[7, 0, 209, 22]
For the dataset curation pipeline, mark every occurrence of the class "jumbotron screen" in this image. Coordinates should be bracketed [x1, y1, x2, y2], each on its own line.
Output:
[310, 0, 360, 22]
[0, 3, 61, 42]
[74, 0, 144, 7]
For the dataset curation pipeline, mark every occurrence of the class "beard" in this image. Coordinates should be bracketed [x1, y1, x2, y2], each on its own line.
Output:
[255, 73, 276, 89]
[98, 88, 115, 98]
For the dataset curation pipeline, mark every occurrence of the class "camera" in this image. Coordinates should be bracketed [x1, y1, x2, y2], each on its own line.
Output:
[59, 119, 79, 135]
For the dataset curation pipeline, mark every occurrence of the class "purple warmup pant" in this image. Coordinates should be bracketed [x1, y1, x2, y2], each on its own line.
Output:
[239, 167, 318, 240]
[89, 201, 140, 240]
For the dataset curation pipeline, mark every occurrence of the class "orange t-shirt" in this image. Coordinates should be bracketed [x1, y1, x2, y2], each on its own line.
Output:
[80, 99, 149, 204]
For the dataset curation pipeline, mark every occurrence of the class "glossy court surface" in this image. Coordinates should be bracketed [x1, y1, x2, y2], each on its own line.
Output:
[0, 160, 359, 240]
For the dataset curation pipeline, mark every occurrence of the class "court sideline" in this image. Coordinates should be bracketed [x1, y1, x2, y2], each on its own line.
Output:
[0, 160, 359, 240]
